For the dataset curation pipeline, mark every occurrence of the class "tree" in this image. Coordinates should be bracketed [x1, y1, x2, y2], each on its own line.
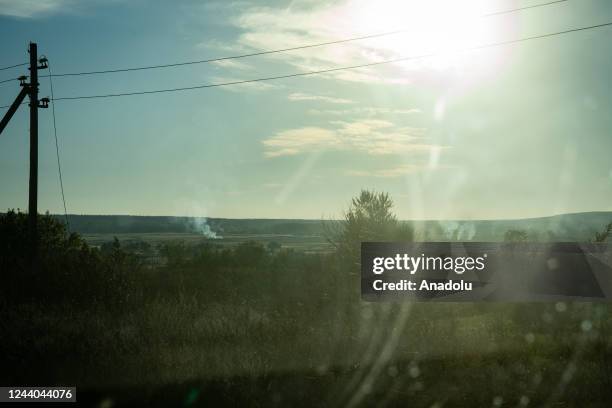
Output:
[267, 241, 282, 252]
[593, 222, 612, 243]
[234, 241, 267, 267]
[329, 190, 413, 264]
[0, 209, 140, 308]
[504, 229, 528, 243]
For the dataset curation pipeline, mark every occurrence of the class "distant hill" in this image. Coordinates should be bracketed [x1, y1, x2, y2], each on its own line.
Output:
[46, 212, 612, 242]
[411, 212, 612, 241]
[51, 215, 325, 236]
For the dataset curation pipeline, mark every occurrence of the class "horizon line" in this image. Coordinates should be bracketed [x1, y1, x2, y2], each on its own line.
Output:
[20, 209, 612, 223]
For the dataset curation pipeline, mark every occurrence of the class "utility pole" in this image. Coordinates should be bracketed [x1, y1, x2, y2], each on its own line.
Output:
[0, 42, 48, 264]
[28, 42, 39, 254]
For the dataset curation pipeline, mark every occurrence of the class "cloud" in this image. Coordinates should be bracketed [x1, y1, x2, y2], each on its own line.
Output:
[329, 68, 413, 85]
[347, 162, 454, 178]
[195, 38, 249, 54]
[309, 107, 422, 116]
[262, 119, 440, 158]
[209, 76, 281, 92]
[346, 165, 423, 178]
[332, 119, 393, 135]
[288, 92, 353, 104]
[262, 127, 338, 157]
[208, 0, 505, 86]
[0, 0, 114, 18]
[221, 2, 428, 85]
[211, 59, 253, 70]
[0, 0, 71, 17]
[262, 182, 283, 189]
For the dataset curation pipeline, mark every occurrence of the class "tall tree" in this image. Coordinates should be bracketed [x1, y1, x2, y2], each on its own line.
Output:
[329, 190, 413, 265]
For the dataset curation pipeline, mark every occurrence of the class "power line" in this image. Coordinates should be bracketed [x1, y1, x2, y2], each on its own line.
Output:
[45, 58, 70, 230]
[0, 62, 28, 72]
[0, 101, 26, 110]
[51, 21, 612, 102]
[2, 19, 611, 108]
[43, 0, 569, 78]
[0, 77, 19, 85]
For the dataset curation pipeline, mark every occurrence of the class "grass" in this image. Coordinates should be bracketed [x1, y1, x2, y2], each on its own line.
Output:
[3, 289, 612, 406]
[2, 216, 612, 406]
[82, 232, 332, 252]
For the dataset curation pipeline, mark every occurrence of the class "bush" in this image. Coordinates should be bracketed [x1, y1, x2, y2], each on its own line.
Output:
[327, 190, 414, 266]
[0, 210, 141, 310]
[503, 229, 528, 242]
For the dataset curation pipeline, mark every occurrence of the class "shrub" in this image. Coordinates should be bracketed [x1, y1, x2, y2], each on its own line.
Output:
[0, 210, 141, 310]
[327, 190, 414, 266]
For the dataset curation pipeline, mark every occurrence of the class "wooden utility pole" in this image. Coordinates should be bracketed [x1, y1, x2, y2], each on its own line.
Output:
[0, 42, 48, 263]
[28, 42, 39, 253]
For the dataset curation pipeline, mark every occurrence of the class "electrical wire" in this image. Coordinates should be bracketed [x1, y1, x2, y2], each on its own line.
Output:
[0, 101, 26, 110]
[42, 0, 569, 78]
[51, 21, 612, 102]
[0, 77, 19, 85]
[3, 19, 611, 107]
[45, 58, 70, 230]
[0, 62, 27, 71]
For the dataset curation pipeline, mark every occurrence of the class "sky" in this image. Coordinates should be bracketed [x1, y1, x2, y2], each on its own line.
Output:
[0, 0, 611, 220]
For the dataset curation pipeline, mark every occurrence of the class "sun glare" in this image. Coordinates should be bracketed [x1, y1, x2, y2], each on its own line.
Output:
[342, 0, 504, 72]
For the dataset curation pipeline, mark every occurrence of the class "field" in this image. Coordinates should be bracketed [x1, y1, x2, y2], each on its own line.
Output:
[82, 231, 332, 252]
[6, 297, 612, 406]
[3, 211, 612, 406]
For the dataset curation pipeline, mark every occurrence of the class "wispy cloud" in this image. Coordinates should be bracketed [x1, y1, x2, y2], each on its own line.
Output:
[346, 165, 422, 178]
[195, 38, 248, 54]
[347, 162, 453, 178]
[309, 107, 421, 116]
[262, 182, 283, 189]
[221, 2, 426, 85]
[0, 0, 112, 18]
[332, 119, 393, 135]
[204, 0, 503, 86]
[262, 119, 439, 158]
[262, 127, 338, 158]
[209, 76, 281, 92]
[211, 59, 254, 71]
[0, 0, 71, 17]
[329, 68, 413, 85]
[288, 92, 353, 104]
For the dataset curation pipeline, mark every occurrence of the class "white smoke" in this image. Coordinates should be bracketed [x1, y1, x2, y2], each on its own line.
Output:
[442, 221, 476, 241]
[456, 222, 476, 241]
[442, 221, 459, 239]
[192, 217, 221, 239]
[174, 199, 222, 239]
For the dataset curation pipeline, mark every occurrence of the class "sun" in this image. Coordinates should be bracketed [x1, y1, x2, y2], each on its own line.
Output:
[340, 0, 503, 71]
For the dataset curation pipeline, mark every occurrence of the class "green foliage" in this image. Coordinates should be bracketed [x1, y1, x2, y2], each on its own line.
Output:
[158, 241, 191, 267]
[147, 239, 340, 306]
[233, 241, 267, 268]
[503, 229, 529, 242]
[0, 210, 141, 309]
[266, 240, 282, 252]
[3, 206, 612, 404]
[593, 222, 612, 243]
[328, 190, 414, 264]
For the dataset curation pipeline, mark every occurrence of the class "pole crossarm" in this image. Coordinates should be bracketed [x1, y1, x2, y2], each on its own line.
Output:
[0, 85, 28, 135]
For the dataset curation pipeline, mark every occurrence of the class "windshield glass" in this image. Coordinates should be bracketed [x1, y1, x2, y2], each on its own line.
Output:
[1, 1, 612, 406]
